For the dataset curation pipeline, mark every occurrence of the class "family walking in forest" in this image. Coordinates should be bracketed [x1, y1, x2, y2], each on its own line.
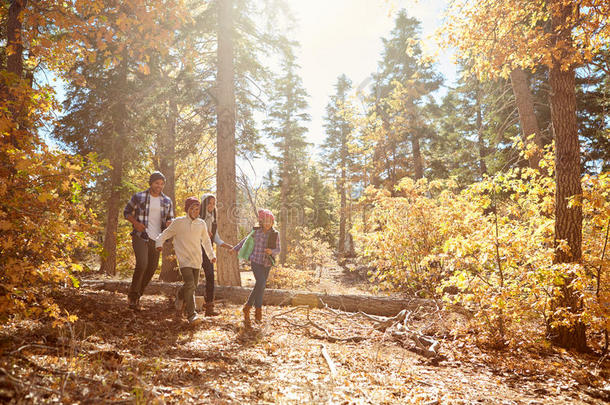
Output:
[122, 171, 280, 328]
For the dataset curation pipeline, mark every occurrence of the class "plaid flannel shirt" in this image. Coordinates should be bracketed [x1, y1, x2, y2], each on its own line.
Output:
[123, 190, 174, 240]
[234, 228, 280, 267]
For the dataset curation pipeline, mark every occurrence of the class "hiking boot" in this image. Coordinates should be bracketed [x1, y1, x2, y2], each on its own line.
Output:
[254, 307, 262, 323]
[205, 302, 220, 317]
[188, 314, 202, 326]
[243, 305, 252, 329]
[128, 297, 137, 310]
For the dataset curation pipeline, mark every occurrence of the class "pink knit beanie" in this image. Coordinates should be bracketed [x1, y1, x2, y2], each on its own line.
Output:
[258, 209, 275, 222]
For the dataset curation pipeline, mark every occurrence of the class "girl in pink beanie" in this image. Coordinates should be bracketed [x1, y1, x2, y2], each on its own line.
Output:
[233, 209, 280, 328]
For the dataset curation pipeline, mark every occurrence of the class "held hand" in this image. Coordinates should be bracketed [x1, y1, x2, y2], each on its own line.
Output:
[166, 220, 172, 227]
[134, 222, 146, 232]
[211, 258, 217, 264]
[264, 248, 272, 255]
[156, 246, 163, 252]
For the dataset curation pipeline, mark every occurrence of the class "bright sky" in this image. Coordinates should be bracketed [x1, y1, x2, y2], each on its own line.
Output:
[244, 0, 455, 183]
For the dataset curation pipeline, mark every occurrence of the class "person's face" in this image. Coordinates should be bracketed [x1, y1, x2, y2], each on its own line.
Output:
[188, 203, 200, 220]
[150, 179, 165, 195]
[207, 197, 216, 213]
[261, 217, 273, 231]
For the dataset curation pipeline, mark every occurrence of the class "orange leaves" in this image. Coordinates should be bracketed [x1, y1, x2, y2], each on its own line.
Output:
[0, 77, 102, 322]
[14, 0, 191, 85]
[440, 0, 609, 79]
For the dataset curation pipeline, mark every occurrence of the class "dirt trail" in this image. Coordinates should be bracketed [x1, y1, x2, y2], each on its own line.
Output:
[1, 286, 608, 404]
[242, 259, 374, 296]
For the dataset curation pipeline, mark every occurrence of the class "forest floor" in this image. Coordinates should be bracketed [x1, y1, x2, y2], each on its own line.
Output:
[1, 262, 609, 404]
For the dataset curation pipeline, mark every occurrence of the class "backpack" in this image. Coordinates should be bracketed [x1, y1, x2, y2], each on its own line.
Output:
[237, 228, 279, 265]
[237, 229, 256, 260]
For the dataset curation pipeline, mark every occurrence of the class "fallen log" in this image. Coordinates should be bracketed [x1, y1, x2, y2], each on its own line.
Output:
[80, 279, 438, 317]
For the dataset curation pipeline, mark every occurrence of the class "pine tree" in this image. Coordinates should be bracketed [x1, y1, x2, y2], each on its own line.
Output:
[371, 9, 441, 185]
[304, 164, 338, 247]
[216, 0, 241, 285]
[577, 49, 610, 173]
[322, 74, 355, 255]
[55, 48, 138, 277]
[264, 43, 311, 265]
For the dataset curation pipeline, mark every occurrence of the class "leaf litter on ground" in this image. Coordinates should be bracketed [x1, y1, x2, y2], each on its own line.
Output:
[0, 286, 608, 404]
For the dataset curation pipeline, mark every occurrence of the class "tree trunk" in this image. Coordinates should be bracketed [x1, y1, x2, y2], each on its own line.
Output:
[6, 0, 26, 78]
[547, 0, 586, 352]
[99, 60, 128, 276]
[338, 166, 346, 254]
[5, 0, 27, 148]
[346, 183, 355, 257]
[159, 99, 180, 282]
[216, 0, 240, 286]
[279, 162, 288, 265]
[475, 84, 488, 176]
[99, 142, 124, 276]
[510, 68, 543, 169]
[411, 133, 424, 180]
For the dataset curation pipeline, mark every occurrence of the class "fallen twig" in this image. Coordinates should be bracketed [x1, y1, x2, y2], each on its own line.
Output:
[16, 353, 131, 390]
[0, 367, 60, 396]
[306, 311, 367, 343]
[273, 316, 310, 328]
[0, 367, 22, 386]
[320, 344, 337, 378]
[270, 305, 310, 320]
[10, 344, 59, 355]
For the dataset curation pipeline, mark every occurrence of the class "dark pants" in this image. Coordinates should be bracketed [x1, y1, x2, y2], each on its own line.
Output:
[177, 267, 200, 318]
[128, 235, 160, 302]
[246, 262, 271, 308]
[202, 247, 215, 304]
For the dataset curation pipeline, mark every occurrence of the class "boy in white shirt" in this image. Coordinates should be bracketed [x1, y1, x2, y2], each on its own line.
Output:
[156, 197, 216, 325]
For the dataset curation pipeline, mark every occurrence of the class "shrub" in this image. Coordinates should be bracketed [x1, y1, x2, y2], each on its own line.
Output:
[0, 78, 101, 324]
[354, 143, 610, 347]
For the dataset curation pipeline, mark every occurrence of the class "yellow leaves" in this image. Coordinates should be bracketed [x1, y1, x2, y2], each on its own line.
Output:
[0, 112, 101, 321]
[404, 37, 419, 57]
[441, 0, 609, 78]
[66, 310, 79, 323]
[137, 63, 150, 75]
[356, 141, 610, 342]
[37, 191, 55, 203]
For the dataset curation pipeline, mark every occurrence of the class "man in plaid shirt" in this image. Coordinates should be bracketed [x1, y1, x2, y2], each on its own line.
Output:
[123, 171, 174, 310]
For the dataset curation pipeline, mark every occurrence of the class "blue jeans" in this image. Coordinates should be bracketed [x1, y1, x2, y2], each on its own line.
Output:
[246, 262, 270, 308]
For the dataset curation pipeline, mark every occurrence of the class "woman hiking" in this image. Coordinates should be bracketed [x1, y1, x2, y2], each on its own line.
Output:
[198, 194, 234, 316]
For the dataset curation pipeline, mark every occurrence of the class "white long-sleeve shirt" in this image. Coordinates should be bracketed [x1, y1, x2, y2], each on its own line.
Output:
[155, 216, 215, 269]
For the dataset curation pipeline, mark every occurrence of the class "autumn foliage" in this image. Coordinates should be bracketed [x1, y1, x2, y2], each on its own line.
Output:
[354, 143, 610, 348]
[0, 77, 102, 324]
[0, 0, 189, 322]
